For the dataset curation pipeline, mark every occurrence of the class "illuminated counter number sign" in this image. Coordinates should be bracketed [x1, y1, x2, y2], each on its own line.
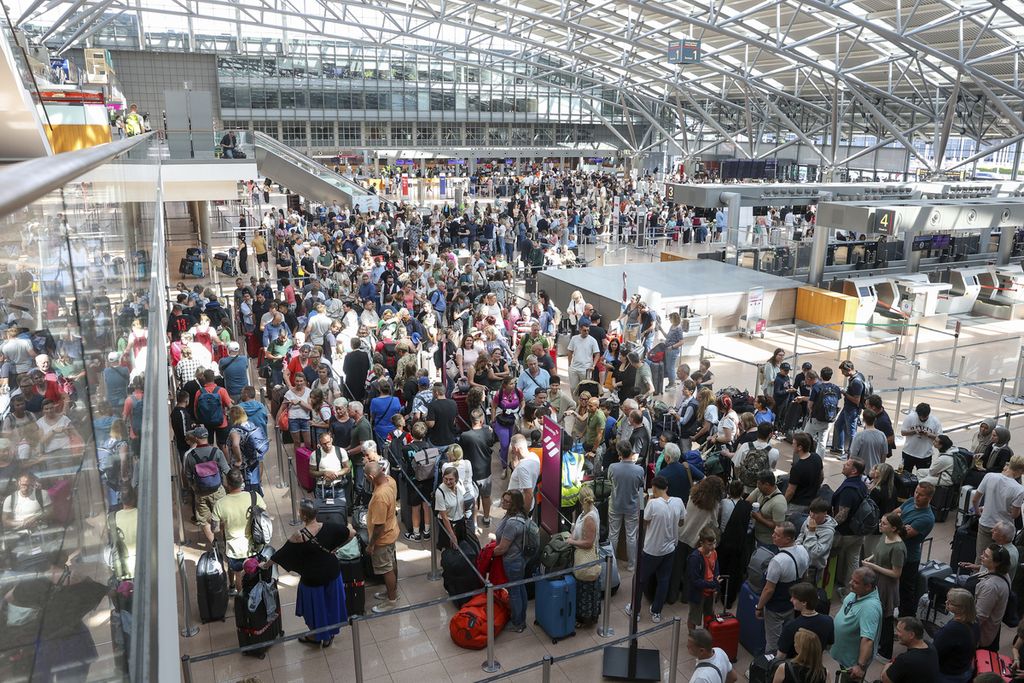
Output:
[667, 40, 702, 64]
[872, 209, 897, 235]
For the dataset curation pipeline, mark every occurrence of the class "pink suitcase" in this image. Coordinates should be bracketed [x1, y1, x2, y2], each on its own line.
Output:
[295, 446, 315, 492]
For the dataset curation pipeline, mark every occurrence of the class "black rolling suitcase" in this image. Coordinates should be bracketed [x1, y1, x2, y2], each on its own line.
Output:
[315, 486, 348, 527]
[234, 574, 283, 657]
[950, 519, 978, 567]
[196, 548, 229, 623]
[441, 538, 483, 606]
[338, 548, 367, 616]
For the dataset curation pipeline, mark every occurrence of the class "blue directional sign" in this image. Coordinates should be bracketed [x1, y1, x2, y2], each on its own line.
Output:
[667, 40, 702, 64]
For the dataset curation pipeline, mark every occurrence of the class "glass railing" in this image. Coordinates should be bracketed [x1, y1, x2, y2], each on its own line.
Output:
[0, 133, 171, 681]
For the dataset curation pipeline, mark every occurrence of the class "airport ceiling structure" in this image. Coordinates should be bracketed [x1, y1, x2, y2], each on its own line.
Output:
[8, 0, 1024, 174]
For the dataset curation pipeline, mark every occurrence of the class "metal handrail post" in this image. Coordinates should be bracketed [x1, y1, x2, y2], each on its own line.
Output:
[542, 655, 553, 683]
[274, 422, 287, 489]
[894, 386, 906, 420]
[351, 617, 364, 683]
[181, 655, 194, 683]
[905, 363, 920, 413]
[995, 378, 1007, 418]
[953, 356, 967, 403]
[427, 510, 442, 581]
[598, 552, 616, 637]
[948, 321, 961, 376]
[178, 551, 200, 637]
[835, 322, 845, 361]
[1014, 347, 1024, 397]
[911, 323, 922, 360]
[1005, 412, 1012, 429]
[482, 582, 501, 673]
[172, 472, 186, 546]
[792, 325, 800, 366]
[889, 335, 899, 381]
[286, 455, 300, 526]
[845, 344, 853, 362]
[669, 617, 682, 682]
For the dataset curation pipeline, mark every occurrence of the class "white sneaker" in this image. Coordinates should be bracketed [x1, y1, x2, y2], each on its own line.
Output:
[623, 603, 632, 616]
[373, 591, 394, 601]
[371, 599, 398, 614]
[650, 612, 662, 623]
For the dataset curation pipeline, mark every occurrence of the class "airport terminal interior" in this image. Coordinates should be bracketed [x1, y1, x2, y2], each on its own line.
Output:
[3, 1, 1024, 682]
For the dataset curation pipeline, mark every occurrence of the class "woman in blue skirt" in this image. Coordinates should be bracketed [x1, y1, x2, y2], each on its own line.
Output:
[264, 499, 351, 647]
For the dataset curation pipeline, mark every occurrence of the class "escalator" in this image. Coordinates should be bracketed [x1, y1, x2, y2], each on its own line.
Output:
[249, 131, 384, 211]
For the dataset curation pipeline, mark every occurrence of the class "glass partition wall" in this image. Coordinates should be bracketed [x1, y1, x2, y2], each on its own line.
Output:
[0, 136, 169, 681]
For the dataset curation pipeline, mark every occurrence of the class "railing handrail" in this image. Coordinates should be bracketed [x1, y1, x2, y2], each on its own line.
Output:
[0, 132, 155, 217]
[477, 618, 680, 682]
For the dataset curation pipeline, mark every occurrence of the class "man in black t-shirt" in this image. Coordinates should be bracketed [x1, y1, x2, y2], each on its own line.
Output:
[785, 432, 824, 516]
[881, 617, 939, 683]
[425, 383, 458, 446]
[459, 409, 497, 525]
[775, 582, 834, 659]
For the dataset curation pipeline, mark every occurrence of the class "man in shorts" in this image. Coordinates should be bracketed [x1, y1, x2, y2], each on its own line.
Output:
[183, 426, 229, 534]
[366, 460, 400, 613]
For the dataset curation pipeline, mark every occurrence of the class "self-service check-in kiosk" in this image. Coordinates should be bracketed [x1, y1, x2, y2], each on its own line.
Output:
[932, 266, 987, 315]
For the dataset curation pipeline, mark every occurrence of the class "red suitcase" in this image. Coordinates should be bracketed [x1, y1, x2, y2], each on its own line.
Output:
[703, 576, 740, 663]
[974, 650, 1012, 681]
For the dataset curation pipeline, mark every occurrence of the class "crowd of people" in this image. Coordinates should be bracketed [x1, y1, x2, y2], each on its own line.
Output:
[158, 169, 1024, 681]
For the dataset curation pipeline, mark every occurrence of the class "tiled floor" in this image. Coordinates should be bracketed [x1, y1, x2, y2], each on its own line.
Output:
[173, 194, 1023, 682]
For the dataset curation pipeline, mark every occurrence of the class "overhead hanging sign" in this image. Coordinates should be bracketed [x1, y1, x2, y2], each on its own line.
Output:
[667, 40, 702, 64]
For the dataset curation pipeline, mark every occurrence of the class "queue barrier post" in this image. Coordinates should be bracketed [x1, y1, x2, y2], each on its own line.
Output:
[835, 322, 845, 361]
[948, 322, 961, 376]
[889, 335, 899, 381]
[904, 363, 920, 414]
[428, 510, 442, 581]
[995, 378, 1007, 418]
[286, 455, 300, 526]
[178, 551, 200, 637]
[482, 582, 501, 673]
[894, 386, 906, 420]
[351, 617, 364, 683]
[669, 617, 682, 682]
[597, 551, 616, 638]
[953, 356, 967, 403]
[274, 424, 287, 489]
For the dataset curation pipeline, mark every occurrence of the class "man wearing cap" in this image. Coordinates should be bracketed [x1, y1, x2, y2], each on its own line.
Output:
[772, 361, 795, 419]
[409, 374, 434, 418]
[218, 342, 249, 403]
[103, 352, 131, 414]
[183, 426, 229, 531]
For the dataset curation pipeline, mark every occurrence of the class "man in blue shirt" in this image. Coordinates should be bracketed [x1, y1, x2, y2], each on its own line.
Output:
[896, 482, 936, 619]
[218, 342, 249, 403]
[516, 355, 550, 402]
[659, 442, 703, 504]
[357, 272, 377, 302]
[831, 360, 866, 457]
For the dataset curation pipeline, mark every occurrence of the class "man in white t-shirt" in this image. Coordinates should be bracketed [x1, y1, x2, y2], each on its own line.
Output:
[310, 431, 350, 497]
[625, 475, 684, 622]
[688, 627, 737, 683]
[899, 402, 942, 471]
[566, 322, 600, 394]
[2, 473, 50, 531]
[508, 434, 540, 511]
[971, 454, 1024, 562]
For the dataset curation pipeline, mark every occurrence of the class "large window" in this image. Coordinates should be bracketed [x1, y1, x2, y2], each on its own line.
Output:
[252, 120, 279, 139]
[392, 124, 413, 143]
[250, 88, 279, 109]
[488, 126, 509, 145]
[310, 124, 334, 147]
[282, 122, 307, 146]
[367, 125, 388, 144]
[417, 124, 437, 145]
[338, 125, 361, 144]
[466, 124, 485, 144]
[511, 127, 531, 146]
[281, 90, 307, 108]
[442, 126, 462, 145]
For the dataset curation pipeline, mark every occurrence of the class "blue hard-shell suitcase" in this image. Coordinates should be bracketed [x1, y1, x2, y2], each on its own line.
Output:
[738, 580, 765, 656]
[534, 575, 577, 643]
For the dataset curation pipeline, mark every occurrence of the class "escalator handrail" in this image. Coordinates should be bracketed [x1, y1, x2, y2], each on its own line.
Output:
[249, 131, 372, 198]
[0, 132, 155, 218]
